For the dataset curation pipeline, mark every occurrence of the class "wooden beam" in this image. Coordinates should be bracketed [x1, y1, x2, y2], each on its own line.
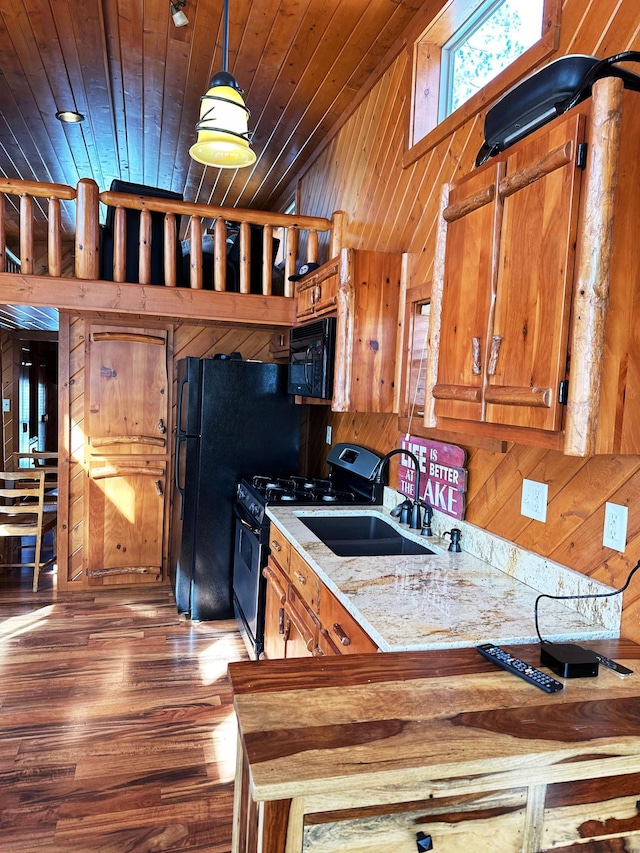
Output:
[0, 273, 297, 327]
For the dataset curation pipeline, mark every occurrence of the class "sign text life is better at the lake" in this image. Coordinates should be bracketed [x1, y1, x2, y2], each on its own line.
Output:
[396, 436, 468, 520]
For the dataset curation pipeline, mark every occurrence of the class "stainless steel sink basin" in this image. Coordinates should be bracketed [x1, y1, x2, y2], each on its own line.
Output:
[298, 514, 435, 557]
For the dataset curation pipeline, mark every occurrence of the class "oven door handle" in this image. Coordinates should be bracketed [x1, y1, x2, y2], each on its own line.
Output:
[234, 504, 263, 537]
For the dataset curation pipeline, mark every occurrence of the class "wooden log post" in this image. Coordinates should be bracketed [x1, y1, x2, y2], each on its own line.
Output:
[113, 206, 126, 282]
[424, 184, 450, 428]
[306, 229, 319, 264]
[163, 213, 177, 287]
[284, 227, 299, 298]
[190, 217, 204, 289]
[138, 207, 152, 284]
[48, 197, 62, 277]
[330, 210, 346, 259]
[213, 216, 225, 291]
[75, 178, 100, 280]
[262, 224, 273, 296]
[239, 221, 251, 294]
[564, 77, 624, 456]
[20, 194, 34, 274]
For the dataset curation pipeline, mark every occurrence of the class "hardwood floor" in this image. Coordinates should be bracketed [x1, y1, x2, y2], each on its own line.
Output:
[0, 565, 248, 852]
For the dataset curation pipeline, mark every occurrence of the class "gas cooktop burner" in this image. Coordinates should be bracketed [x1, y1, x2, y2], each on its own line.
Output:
[248, 475, 357, 505]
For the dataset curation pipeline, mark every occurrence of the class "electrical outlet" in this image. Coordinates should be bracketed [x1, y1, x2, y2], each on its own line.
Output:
[521, 479, 548, 523]
[603, 502, 628, 551]
[325, 425, 332, 445]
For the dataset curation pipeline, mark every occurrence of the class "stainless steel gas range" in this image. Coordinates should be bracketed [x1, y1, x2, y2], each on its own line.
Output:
[232, 443, 384, 658]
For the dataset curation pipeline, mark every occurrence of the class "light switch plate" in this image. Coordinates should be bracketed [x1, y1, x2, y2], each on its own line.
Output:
[2, 398, 9, 412]
[325, 425, 332, 445]
[521, 479, 548, 523]
[603, 502, 628, 551]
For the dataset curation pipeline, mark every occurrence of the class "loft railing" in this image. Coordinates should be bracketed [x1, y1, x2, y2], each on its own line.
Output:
[0, 177, 344, 299]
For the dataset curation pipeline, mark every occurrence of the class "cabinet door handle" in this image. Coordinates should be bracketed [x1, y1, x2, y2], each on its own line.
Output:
[293, 570, 307, 586]
[332, 622, 351, 646]
[278, 607, 285, 635]
[471, 337, 482, 375]
[416, 831, 434, 851]
[315, 284, 322, 304]
[487, 335, 503, 375]
[270, 540, 282, 552]
[262, 566, 286, 604]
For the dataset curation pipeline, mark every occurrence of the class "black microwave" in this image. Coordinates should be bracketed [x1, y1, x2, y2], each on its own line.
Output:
[287, 317, 336, 399]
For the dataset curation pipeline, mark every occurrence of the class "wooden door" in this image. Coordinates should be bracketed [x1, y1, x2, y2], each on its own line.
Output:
[87, 461, 166, 581]
[84, 324, 170, 585]
[432, 162, 504, 422]
[262, 561, 287, 660]
[485, 113, 585, 430]
[86, 326, 169, 455]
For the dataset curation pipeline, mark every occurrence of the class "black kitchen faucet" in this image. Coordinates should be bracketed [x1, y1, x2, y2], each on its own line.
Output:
[373, 448, 424, 530]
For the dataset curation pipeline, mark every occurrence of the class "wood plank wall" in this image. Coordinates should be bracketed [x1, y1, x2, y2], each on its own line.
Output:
[298, 3, 640, 642]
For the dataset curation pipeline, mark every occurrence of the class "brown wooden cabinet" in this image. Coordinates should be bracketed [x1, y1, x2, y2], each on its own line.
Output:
[230, 639, 640, 853]
[262, 523, 378, 659]
[431, 112, 584, 433]
[295, 260, 339, 320]
[84, 323, 170, 584]
[295, 249, 402, 413]
[317, 582, 378, 655]
[424, 78, 640, 455]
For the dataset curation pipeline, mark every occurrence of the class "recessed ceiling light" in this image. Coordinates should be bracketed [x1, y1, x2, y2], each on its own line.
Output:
[55, 110, 85, 123]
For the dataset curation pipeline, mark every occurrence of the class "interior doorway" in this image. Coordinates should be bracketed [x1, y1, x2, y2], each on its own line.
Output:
[1, 332, 58, 467]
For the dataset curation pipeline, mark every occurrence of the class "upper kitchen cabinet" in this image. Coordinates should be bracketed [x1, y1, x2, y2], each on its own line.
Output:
[333, 248, 401, 413]
[425, 77, 640, 455]
[434, 113, 583, 431]
[294, 248, 401, 413]
[295, 259, 340, 320]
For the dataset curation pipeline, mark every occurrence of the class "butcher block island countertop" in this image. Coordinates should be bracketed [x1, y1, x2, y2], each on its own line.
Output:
[229, 640, 640, 853]
[265, 504, 619, 651]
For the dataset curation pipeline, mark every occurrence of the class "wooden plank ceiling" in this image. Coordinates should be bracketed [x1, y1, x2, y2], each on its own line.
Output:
[0, 0, 431, 330]
[0, 0, 427, 235]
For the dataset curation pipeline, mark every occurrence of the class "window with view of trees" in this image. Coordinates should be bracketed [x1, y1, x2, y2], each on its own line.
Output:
[441, 0, 544, 119]
[407, 0, 557, 164]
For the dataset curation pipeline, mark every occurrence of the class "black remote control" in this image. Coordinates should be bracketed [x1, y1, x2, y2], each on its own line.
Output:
[591, 652, 633, 678]
[476, 643, 564, 692]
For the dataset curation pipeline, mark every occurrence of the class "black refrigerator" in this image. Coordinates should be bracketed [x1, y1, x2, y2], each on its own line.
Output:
[170, 357, 300, 621]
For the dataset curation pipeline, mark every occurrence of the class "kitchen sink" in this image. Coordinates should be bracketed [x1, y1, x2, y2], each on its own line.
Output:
[298, 514, 435, 557]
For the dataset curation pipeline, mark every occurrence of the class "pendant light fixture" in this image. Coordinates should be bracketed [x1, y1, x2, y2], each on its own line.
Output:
[189, 0, 256, 168]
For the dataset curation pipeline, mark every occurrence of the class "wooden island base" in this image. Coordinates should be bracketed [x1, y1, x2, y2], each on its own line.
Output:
[229, 640, 640, 852]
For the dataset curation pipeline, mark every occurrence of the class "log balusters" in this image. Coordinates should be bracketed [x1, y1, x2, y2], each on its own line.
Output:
[1, 176, 337, 299]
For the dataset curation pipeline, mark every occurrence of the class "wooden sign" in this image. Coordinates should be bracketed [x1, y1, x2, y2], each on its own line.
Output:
[396, 436, 468, 520]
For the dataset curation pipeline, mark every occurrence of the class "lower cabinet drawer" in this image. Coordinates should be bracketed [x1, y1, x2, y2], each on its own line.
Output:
[318, 585, 377, 655]
[269, 525, 291, 572]
[303, 791, 528, 852]
[289, 548, 320, 612]
[542, 773, 640, 849]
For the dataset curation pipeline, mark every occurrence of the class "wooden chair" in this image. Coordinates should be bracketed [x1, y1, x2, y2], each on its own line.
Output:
[0, 471, 57, 592]
[13, 452, 58, 503]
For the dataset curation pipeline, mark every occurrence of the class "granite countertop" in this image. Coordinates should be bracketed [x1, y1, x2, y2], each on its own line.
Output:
[266, 503, 620, 652]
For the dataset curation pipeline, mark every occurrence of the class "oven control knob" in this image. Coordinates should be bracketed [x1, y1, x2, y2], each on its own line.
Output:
[238, 485, 246, 500]
[250, 503, 259, 517]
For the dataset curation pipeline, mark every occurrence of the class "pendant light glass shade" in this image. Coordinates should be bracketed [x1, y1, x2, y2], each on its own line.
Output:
[189, 72, 256, 168]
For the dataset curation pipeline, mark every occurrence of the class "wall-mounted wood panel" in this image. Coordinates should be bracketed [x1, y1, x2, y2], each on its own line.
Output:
[299, 3, 640, 642]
